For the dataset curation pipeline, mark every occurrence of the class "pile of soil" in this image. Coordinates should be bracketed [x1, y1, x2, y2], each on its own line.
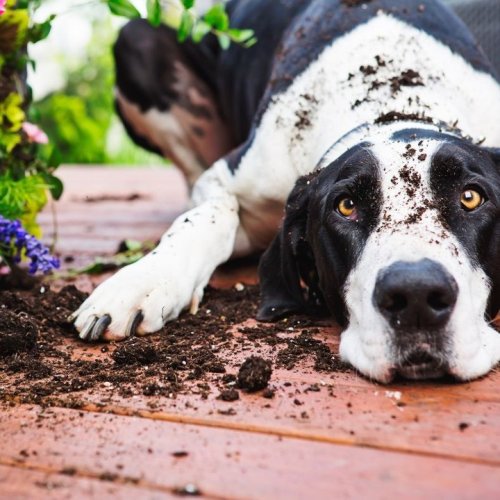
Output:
[0, 283, 350, 407]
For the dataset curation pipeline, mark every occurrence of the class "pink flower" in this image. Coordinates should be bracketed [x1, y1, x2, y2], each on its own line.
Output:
[0, 0, 6, 16]
[22, 122, 49, 145]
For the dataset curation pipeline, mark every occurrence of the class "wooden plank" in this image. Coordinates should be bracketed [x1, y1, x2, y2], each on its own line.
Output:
[1, 405, 498, 500]
[3, 320, 500, 464]
[0, 465, 176, 500]
[9, 322, 494, 465]
[62, 375, 500, 465]
[39, 166, 188, 259]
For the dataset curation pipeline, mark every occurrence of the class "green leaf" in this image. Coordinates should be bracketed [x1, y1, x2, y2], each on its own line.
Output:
[228, 28, 254, 43]
[204, 3, 229, 31]
[0, 93, 25, 132]
[191, 20, 211, 43]
[107, 0, 141, 19]
[42, 173, 64, 201]
[217, 32, 230, 50]
[177, 10, 193, 43]
[0, 130, 21, 153]
[0, 9, 30, 53]
[146, 0, 162, 27]
[122, 239, 143, 252]
[243, 36, 257, 48]
[28, 15, 55, 44]
[181, 0, 195, 8]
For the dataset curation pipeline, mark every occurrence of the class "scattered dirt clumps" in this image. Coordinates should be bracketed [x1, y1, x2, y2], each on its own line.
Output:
[0, 283, 348, 406]
[399, 164, 422, 198]
[375, 111, 433, 125]
[237, 356, 272, 392]
[278, 331, 351, 372]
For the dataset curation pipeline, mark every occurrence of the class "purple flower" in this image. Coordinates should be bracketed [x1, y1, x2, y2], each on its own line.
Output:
[0, 215, 60, 274]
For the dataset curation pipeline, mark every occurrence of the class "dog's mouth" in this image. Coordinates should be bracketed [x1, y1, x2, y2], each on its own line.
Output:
[396, 349, 447, 380]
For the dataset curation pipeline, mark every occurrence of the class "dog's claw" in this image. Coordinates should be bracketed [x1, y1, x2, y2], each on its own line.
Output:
[89, 314, 112, 341]
[67, 310, 79, 323]
[125, 311, 144, 337]
[78, 316, 98, 341]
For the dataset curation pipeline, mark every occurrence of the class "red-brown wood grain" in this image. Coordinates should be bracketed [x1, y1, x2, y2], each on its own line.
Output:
[1, 166, 499, 498]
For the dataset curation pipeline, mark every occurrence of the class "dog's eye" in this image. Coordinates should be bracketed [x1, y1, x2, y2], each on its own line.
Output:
[460, 189, 484, 211]
[337, 197, 356, 218]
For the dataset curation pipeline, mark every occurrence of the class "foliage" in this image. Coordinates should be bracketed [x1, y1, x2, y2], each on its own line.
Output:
[105, 0, 257, 48]
[0, 0, 60, 274]
[32, 18, 162, 165]
[32, 18, 115, 165]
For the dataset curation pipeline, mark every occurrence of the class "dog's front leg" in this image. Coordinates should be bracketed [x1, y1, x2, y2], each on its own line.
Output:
[71, 165, 239, 341]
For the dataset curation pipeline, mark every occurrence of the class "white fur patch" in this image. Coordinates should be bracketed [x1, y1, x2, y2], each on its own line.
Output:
[339, 132, 500, 382]
[230, 13, 500, 249]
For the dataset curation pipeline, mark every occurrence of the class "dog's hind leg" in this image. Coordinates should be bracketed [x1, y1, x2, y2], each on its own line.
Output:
[113, 19, 234, 187]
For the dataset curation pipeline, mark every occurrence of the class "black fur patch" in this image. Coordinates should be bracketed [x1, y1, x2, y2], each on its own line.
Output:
[258, 145, 382, 323]
[430, 140, 500, 318]
[219, 0, 496, 169]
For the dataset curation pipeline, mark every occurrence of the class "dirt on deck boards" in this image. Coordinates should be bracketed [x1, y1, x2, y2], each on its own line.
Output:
[0, 166, 499, 499]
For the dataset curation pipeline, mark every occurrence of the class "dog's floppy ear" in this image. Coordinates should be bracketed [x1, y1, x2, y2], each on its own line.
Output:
[257, 173, 325, 322]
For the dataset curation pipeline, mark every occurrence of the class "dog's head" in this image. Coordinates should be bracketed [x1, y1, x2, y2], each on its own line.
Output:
[258, 125, 500, 382]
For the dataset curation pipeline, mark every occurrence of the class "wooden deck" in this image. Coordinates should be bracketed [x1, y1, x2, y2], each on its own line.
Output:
[1, 166, 499, 499]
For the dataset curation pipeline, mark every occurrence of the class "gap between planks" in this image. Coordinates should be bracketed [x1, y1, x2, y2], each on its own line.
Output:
[16, 398, 499, 469]
[0, 458, 219, 500]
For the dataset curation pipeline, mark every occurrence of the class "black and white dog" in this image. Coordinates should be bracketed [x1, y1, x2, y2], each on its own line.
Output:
[71, 0, 500, 383]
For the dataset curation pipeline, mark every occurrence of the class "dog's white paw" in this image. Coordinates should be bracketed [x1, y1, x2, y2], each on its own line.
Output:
[70, 253, 203, 342]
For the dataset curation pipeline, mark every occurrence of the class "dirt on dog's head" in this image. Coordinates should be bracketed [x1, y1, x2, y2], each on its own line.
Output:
[258, 124, 500, 383]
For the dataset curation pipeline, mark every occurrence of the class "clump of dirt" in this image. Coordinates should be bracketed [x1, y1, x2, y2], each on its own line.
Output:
[0, 283, 348, 406]
[0, 309, 38, 357]
[218, 388, 240, 402]
[360, 64, 377, 77]
[237, 356, 272, 392]
[295, 108, 312, 130]
[374, 111, 433, 125]
[112, 339, 158, 365]
[390, 69, 423, 94]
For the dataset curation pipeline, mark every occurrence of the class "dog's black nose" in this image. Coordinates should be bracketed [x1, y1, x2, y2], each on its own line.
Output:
[373, 259, 458, 330]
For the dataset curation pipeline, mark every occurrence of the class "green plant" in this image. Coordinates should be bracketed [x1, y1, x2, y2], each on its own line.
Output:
[0, 0, 254, 276]
[106, 0, 256, 48]
[0, 0, 60, 273]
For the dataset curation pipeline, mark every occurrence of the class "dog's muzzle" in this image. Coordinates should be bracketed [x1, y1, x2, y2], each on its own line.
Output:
[373, 259, 458, 379]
